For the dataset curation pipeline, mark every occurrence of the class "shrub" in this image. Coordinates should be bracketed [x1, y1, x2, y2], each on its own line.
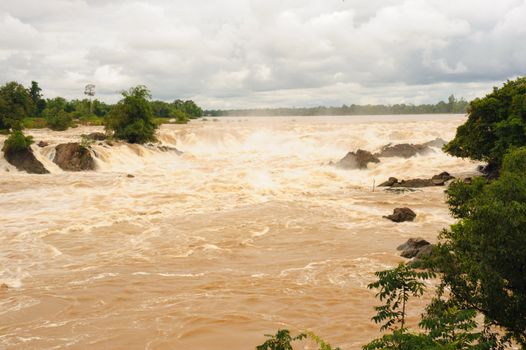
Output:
[105, 85, 158, 144]
[46, 110, 73, 131]
[2, 130, 34, 153]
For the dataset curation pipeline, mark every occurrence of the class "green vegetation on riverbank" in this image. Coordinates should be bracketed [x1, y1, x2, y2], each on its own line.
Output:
[0, 80, 203, 135]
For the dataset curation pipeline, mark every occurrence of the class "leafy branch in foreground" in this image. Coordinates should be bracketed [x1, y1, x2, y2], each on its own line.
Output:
[256, 330, 307, 350]
[363, 263, 504, 350]
[368, 263, 434, 331]
[256, 329, 340, 350]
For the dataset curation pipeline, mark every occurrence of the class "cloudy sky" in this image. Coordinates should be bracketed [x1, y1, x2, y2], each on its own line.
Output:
[1, 0, 525, 108]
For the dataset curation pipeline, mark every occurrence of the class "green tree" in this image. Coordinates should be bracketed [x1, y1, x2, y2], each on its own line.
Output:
[444, 77, 526, 170]
[433, 147, 526, 347]
[28, 81, 46, 116]
[182, 100, 203, 118]
[105, 85, 158, 143]
[0, 81, 32, 131]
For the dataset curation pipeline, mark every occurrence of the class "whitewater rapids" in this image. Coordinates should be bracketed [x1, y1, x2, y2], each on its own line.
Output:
[0, 115, 479, 349]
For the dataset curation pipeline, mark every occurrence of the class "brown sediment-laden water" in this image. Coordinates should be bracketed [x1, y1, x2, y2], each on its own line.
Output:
[0, 115, 479, 349]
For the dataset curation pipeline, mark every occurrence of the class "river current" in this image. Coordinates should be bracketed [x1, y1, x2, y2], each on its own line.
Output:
[0, 115, 479, 349]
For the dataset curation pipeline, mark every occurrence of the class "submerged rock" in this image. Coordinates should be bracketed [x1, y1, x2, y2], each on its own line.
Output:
[336, 149, 379, 169]
[3, 147, 49, 174]
[384, 207, 416, 222]
[53, 143, 96, 171]
[397, 238, 431, 258]
[37, 141, 49, 147]
[158, 145, 183, 155]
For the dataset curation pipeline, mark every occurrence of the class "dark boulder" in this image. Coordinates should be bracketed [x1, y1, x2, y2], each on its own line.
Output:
[3, 148, 49, 174]
[383, 207, 416, 222]
[397, 238, 431, 258]
[127, 174, 135, 178]
[432, 171, 455, 181]
[379, 177, 398, 187]
[375, 143, 431, 158]
[37, 141, 49, 147]
[336, 149, 380, 169]
[53, 143, 96, 171]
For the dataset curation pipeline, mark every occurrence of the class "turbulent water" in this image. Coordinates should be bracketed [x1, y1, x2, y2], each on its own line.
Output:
[0, 115, 480, 349]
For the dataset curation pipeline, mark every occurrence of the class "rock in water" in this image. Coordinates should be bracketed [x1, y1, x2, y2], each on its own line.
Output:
[399, 178, 436, 187]
[3, 148, 49, 174]
[422, 137, 447, 148]
[379, 177, 398, 187]
[397, 238, 431, 258]
[336, 149, 380, 169]
[37, 141, 49, 147]
[375, 143, 431, 158]
[158, 145, 183, 155]
[379, 172, 455, 188]
[412, 244, 434, 261]
[85, 132, 107, 141]
[384, 207, 416, 222]
[53, 143, 96, 171]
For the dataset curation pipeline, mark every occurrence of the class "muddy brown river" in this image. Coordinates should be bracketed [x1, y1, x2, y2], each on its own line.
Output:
[0, 115, 479, 349]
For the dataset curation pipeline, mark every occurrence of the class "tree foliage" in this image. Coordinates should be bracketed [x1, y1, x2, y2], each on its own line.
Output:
[28, 81, 46, 116]
[0, 81, 33, 131]
[432, 147, 526, 347]
[444, 77, 526, 168]
[105, 85, 158, 143]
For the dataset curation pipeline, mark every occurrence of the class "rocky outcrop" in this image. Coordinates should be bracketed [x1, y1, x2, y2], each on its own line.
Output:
[3, 147, 49, 174]
[375, 143, 431, 158]
[383, 207, 416, 222]
[379, 172, 455, 188]
[422, 138, 447, 148]
[397, 238, 431, 258]
[336, 149, 380, 169]
[53, 143, 96, 171]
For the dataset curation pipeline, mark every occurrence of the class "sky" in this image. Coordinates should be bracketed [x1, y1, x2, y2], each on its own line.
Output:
[1, 0, 525, 109]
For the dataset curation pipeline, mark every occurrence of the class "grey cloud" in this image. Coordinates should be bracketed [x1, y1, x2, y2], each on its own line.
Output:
[0, 0, 525, 108]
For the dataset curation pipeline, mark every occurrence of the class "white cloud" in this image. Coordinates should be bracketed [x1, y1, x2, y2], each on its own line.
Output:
[0, 0, 525, 108]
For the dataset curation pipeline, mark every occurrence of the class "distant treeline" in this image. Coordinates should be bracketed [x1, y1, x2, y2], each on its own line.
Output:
[206, 95, 468, 116]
